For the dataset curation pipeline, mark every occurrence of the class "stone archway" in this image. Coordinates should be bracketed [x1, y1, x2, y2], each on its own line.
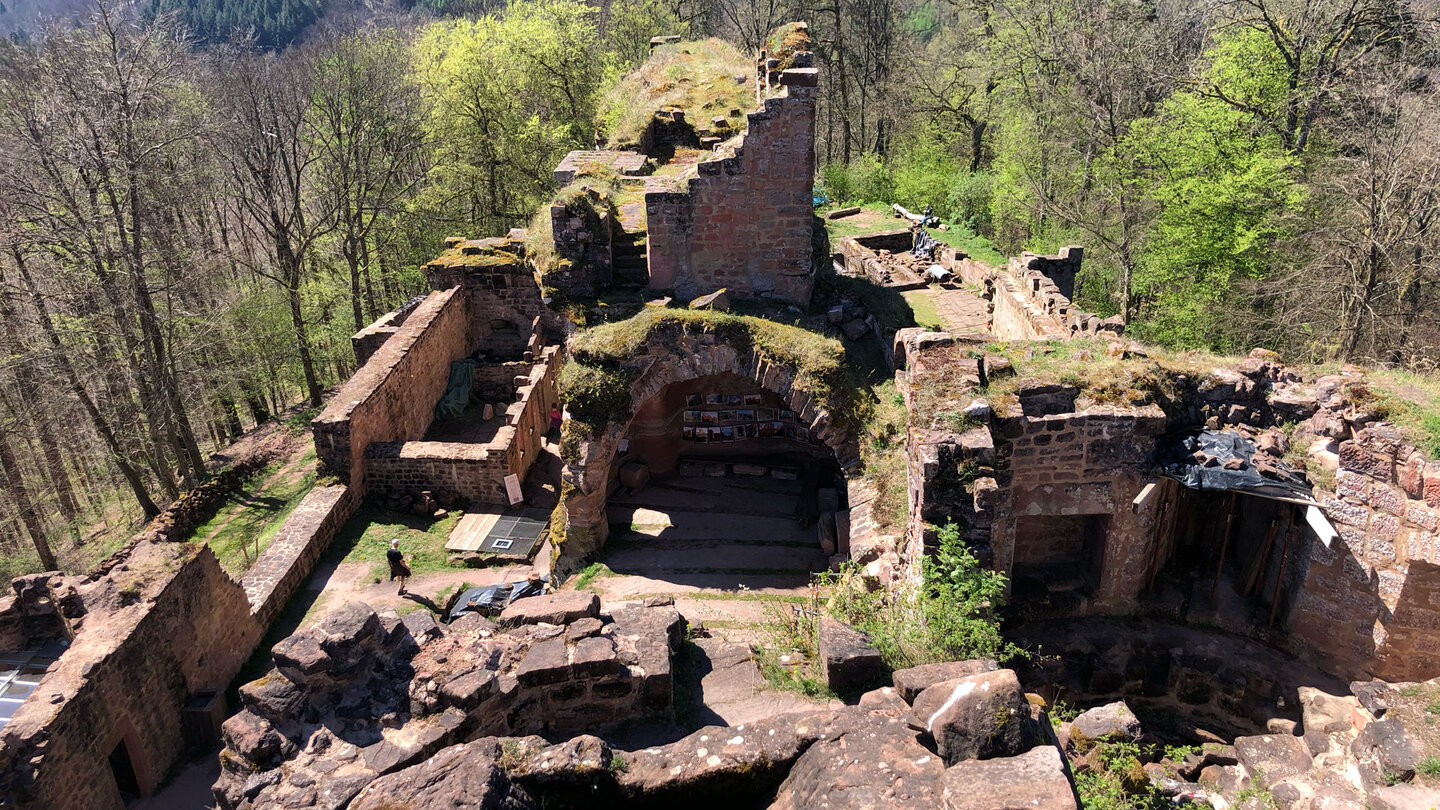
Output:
[553, 314, 861, 574]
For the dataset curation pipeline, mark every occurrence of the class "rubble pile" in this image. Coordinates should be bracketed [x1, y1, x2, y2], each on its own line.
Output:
[214, 593, 682, 809]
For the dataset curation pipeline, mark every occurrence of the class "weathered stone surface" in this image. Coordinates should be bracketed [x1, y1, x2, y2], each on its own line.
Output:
[1351, 679, 1393, 718]
[858, 686, 910, 712]
[440, 669, 497, 710]
[515, 638, 570, 687]
[892, 659, 997, 703]
[817, 617, 887, 695]
[910, 669, 1038, 765]
[1300, 686, 1360, 735]
[939, 745, 1077, 810]
[1176, 744, 1238, 781]
[500, 591, 600, 626]
[570, 636, 621, 679]
[349, 741, 535, 810]
[769, 711, 943, 808]
[1071, 701, 1141, 743]
[1368, 783, 1440, 810]
[1234, 734, 1313, 787]
[1352, 717, 1420, 784]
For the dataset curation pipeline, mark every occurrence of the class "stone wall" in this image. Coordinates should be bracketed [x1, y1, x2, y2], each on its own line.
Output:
[839, 229, 926, 289]
[312, 287, 471, 487]
[546, 201, 613, 298]
[424, 238, 563, 355]
[241, 484, 359, 627]
[894, 330, 1440, 682]
[642, 66, 819, 306]
[1287, 395, 1440, 681]
[351, 296, 426, 367]
[0, 544, 263, 810]
[364, 346, 561, 506]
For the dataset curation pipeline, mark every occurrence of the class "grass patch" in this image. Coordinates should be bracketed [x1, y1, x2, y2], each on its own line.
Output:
[573, 562, 611, 590]
[597, 38, 752, 149]
[901, 290, 944, 331]
[1367, 369, 1440, 458]
[191, 449, 318, 576]
[931, 223, 1007, 266]
[858, 380, 909, 534]
[327, 505, 464, 583]
[1418, 756, 1440, 777]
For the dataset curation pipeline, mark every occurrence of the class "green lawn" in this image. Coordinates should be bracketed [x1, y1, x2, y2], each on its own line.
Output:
[325, 505, 464, 584]
[901, 290, 945, 331]
[190, 448, 318, 576]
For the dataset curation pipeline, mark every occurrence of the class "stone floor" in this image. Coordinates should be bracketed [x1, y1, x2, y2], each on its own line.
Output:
[586, 473, 835, 727]
[924, 284, 991, 334]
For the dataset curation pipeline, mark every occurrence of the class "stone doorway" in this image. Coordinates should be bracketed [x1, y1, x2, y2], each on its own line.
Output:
[107, 739, 141, 802]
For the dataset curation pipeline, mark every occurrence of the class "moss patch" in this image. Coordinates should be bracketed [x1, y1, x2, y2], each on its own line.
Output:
[598, 38, 752, 149]
[562, 307, 866, 434]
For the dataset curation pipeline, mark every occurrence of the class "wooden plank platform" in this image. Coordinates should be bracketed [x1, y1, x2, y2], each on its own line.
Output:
[446, 510, 503, 553]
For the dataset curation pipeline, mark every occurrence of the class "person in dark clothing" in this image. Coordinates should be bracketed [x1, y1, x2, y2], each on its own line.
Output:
[387, 538, 411, 595]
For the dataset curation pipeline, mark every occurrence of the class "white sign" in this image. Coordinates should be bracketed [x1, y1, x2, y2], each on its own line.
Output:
[503, 474, 523, 506]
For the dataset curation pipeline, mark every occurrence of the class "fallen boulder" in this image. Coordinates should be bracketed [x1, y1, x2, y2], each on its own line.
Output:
[1071, 701, 1141, 744]
[939, 745, 1077, 810]
[910, 669, 1038, 765]
[892, 659, 997, 703]
[499, 591, 600, 626]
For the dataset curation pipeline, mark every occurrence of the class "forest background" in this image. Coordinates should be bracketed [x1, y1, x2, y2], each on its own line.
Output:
[0, 0, 1435, 579]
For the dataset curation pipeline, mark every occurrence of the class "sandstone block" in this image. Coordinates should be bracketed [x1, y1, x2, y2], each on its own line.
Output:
[500, 591, 599, 626]
[892, 659, 997, 703]
[515, 638, 570, 687]
[940, 744, 1077, 809]
[349, 741, 534, 810]
[817, 616, 887, 695]
[1352, 716, 1420, 785]
[570, 636, 621, 679]
[1234, 733, 1313, 787]
[1071, 700, 1142, 743]
[1369, 784, 1440, 810]
[911, 669, 1038, 765]
[440, 670, 497, 711]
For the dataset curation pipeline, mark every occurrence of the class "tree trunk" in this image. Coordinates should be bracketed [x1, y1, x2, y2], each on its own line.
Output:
[0, 422, 58, 571]
[289, 280, 324, 407]
[13, 247, 160, 518]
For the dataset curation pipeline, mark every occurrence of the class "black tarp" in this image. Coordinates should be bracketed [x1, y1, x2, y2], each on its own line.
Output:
[1157, 429, 1316, 504]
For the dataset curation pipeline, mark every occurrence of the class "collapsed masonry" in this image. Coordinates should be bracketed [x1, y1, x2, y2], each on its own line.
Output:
[545, 31, 820, 306]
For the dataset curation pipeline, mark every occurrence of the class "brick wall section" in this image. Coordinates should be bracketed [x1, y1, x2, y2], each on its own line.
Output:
[351, 296, 427, 367]
[424, 241, 563, 352]
[992, 405, 1168, 610]
[241, 484, 359, 627]
[365, 346, 562, 506]
[313, 287, 471, 486]
[643, 69, 818, 306]
[546, 204, 613, 298]
[1289, 423, 1440, 680]
[0, 545, 263, 810]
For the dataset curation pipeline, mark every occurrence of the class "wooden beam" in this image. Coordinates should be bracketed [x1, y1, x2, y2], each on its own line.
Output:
[1211, 492, 1238, 604]
[1269, 507, 1297, 629]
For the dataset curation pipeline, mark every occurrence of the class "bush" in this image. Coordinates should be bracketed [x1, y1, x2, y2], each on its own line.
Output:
[944, 170, 993, 232]
[825, 522, 1019, 669]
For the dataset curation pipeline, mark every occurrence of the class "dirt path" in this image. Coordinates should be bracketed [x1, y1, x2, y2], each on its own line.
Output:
[198, 446, 315, 545]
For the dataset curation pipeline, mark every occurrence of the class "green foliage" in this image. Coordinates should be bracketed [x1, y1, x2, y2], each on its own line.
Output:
[825, 522, 1020, 669]
[557, 361, 636, 431]
[572, 562, 609, 590]
[756, 598, 838, 699]
[1418, 756, 1440, 777]
[147, 0, 323, 48]
[1075, 741, 1167, 810]
[1124, 29, 1303, 352]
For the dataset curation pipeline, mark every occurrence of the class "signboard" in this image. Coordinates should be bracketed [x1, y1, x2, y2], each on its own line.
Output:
[503, 474, 523, 506]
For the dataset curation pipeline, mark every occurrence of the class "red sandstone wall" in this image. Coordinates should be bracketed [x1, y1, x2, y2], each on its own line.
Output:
[242, 484, 358, 627]
[1290, 426, 1440, 680]
[0, 546, 262, 810]
[313, 288, 472, 487]
[644, 72, 818, 306]
[364, 346, 562, 506]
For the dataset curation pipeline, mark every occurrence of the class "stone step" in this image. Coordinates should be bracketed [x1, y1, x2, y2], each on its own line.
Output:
[601, 543, 827, 574]
[606, 509, 811, 544]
